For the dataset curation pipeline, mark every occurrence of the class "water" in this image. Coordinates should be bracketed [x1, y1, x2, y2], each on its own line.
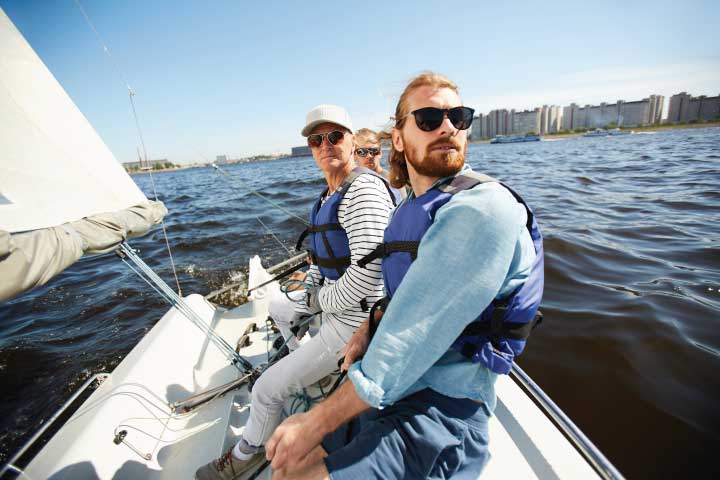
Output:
[1, 127, 719, 477]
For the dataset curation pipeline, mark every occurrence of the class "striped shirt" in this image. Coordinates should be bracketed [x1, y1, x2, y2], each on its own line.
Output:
[297, 173, 394, 330]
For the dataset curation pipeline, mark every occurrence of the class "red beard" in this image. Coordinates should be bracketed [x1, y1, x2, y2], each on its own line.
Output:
[405, 136, 466, 178]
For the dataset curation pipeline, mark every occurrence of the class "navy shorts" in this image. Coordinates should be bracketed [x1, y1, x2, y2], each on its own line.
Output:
[322, 389, 490, 480]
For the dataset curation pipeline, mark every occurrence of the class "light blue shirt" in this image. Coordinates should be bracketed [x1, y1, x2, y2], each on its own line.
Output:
[347, 166, 537, 412]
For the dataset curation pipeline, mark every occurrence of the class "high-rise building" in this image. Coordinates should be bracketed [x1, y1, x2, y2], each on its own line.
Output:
[290, 146, 312, 156]
[512, 108, 541, 135]
[667, 92, 720, 123]
[475, 92, 666, 136]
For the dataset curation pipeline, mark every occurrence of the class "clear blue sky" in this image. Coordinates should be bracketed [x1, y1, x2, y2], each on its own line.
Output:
[3, 0, 719, 164]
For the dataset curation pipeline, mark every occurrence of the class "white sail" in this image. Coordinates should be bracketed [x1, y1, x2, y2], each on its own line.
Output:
[0, 7, 166, 303]
[0, 7, 148, 234]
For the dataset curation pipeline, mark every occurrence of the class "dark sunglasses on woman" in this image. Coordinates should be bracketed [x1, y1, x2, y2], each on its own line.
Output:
[407, 106, 475, 132]
[307, 130, 346, 148]
[355, 147, 380, 157]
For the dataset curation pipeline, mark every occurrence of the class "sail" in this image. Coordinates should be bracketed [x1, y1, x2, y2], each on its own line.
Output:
[0, 8, 167, 303]
[0, 8, 148, 233]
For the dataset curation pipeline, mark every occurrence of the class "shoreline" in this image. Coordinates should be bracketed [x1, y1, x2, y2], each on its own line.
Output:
[470, 122, 720, 144]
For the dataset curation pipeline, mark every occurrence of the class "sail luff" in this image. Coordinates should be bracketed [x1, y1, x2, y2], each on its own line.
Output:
[0, 8, 170, 303]
[0, 8, 150, 233]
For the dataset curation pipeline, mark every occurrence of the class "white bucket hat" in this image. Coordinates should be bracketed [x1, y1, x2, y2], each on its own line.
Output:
[301, 104, 354, 137]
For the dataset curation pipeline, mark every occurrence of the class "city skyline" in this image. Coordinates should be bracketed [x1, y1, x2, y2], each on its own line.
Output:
[2, 0, 719, 164]
[471, 90, 719, 139]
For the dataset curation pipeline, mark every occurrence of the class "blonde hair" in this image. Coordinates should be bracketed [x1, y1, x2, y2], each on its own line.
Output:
[387, 72, 459, 188]
[354, 128, 380, 146]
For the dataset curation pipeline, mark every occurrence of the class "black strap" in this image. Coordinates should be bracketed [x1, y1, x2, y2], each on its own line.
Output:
[368, 296, 390, 341]
[358, 241, 420, 268]
[460, 310, 543, 341]
[295, 228, 309, 251]
[312, 254, 351, 270]
[296, 223, 344, 251]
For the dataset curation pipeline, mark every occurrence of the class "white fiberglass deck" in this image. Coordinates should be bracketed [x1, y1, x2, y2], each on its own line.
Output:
[21, 256, 604, 479]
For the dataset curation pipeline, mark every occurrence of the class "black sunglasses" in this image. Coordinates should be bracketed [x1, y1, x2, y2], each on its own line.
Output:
[308, 130, 346, 148]
[355, 147, 380, 157]
[408, 106, 475, 132]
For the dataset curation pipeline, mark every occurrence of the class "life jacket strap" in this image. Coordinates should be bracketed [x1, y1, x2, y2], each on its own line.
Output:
[357, 241, 419, 268]
[460, 309, 544, 341]
[437, 171, 497, 194]
[295, 224, 344, 251]
[368, 296, 390, 340]
[309, 252, 351, 270]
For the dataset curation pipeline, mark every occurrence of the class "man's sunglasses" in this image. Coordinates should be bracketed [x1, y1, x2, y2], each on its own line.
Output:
[307, 130, 346, 148]
[355, 147, 380, 157]
[408, 106, 475, 132]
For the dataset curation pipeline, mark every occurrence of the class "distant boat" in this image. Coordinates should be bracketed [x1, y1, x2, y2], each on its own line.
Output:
[584, 129, 608, 137]
[490, 133, 541, 144]
[584, 128, 633, 137]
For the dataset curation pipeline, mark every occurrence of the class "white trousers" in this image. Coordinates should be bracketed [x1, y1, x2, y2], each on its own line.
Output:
[241, 292, 355, 447]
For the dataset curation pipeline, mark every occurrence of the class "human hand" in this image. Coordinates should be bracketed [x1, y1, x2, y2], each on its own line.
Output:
[266, 412, 324, 470]
[284, 271, 308, 292]
[290, 271, 307, 282]
[290, 311, 312, 340]
[340, 318, 371, 372]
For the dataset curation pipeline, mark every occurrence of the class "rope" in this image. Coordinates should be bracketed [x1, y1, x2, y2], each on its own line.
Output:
[74, 0, 182, 296]
[213, 164, 309, 226]
[279, 279, 313, 303]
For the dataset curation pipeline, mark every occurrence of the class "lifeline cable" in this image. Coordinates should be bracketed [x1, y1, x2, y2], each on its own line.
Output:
[74, 0, 182, 296]
[213, 164, 310, 226]
[256, 216, 293, 256]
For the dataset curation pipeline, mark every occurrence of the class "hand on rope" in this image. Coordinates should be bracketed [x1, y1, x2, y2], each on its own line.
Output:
[340, 305, 385, 372]
[340, 319, 369, 372]
[280, 278, 313, 303]
[283, 271, 307, 291]
[289, 312, 314, 341]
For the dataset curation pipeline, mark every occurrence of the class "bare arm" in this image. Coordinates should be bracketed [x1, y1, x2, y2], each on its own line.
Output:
[266, 380, 369, 470]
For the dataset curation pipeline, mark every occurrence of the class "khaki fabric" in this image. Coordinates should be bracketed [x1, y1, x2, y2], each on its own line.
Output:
[0, 201, 167, 303]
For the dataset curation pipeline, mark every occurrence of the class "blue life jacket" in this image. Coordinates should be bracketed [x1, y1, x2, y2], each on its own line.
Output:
[358, 171, 544, 374]
[296, 167, 398, 281]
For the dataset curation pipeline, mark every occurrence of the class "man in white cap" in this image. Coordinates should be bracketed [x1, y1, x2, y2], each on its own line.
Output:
[196, 105, 396, 480]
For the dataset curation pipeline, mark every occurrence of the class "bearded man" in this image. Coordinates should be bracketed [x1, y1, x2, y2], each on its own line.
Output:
[266, 72, 544, 480]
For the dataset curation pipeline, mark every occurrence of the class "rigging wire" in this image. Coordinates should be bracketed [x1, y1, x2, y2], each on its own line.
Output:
[117, 242, 253, 372]
[255, 216, 293, 256]
[78, 0, 308, 242]
[213, 164, 310, 226]
[74, 0, 182, 296]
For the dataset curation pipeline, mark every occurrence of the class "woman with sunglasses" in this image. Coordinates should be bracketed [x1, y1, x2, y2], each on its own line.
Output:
[354, 128, 406, 200]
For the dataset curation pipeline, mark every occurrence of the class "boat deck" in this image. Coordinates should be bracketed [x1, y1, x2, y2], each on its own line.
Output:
[19, 256, 606, 479]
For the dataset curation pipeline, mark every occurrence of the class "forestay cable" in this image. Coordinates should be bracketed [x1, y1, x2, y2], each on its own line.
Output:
[74, 0, 182, 296]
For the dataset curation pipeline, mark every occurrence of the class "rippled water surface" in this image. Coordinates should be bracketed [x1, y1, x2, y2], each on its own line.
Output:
[1, 127, 719, 477]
